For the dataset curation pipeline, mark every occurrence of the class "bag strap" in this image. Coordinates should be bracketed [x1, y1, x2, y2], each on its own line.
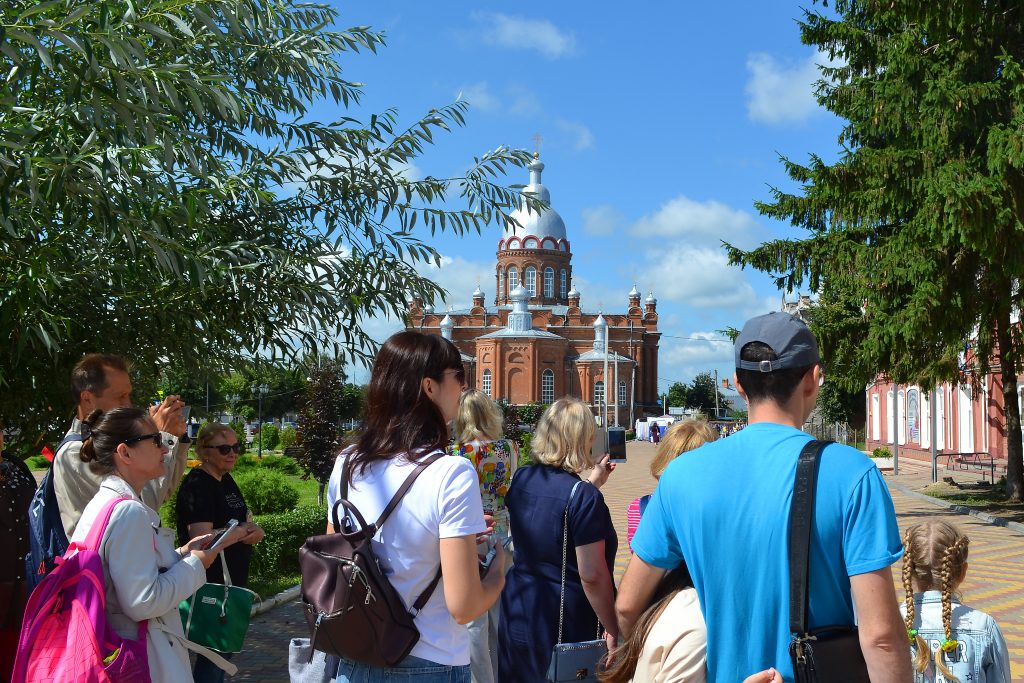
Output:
[219, 552, 232, 587]
[338, 450, 446, 615]
[555, 480, 584, 645]
[78, 496, 131, 554]
[788, 440, 832, 635]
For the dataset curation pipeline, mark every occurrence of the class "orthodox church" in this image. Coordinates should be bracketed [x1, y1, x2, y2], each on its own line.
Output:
[407, 154, 661, 424]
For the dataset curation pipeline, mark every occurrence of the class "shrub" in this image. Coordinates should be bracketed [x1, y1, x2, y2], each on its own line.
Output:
[230, 420, 248, 455]
[258, 423, 280, 451]
[249, 505, 325, 581]
[232, 455, 301, 476]
[625, 430, 636, 441]
[160, 484, 180, 530]
[24, 454, 51, 469]
[871, 447, 892, 459]
[518, 432, 535, 467]
[234, 469, 300, 514]
[279, 425, 297, 450]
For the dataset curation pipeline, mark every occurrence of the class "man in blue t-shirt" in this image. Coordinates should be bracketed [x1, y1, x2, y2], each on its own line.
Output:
[618, 312, 912, 682]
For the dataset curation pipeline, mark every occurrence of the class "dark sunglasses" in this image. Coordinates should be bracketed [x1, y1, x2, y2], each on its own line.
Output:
[443, 367, 466, 384]
[207, 443, 242, 455]
[124, 432, 163, 448]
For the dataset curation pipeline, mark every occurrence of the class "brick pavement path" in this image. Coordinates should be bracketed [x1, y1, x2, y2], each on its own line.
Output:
[232, 440, 1024, 680]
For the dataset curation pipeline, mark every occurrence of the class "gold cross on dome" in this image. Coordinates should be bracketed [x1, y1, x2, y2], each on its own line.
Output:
[532, 133, 543, 157]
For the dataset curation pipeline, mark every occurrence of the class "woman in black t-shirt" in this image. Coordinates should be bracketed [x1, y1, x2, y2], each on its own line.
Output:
[176, 422, 265, 683]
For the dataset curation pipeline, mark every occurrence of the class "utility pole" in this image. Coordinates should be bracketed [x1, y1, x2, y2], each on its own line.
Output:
[892, 382, 900, 475]
[930, 388, 938, 483]
[255, 383, 269, 458]
[713, 369, 721, 420]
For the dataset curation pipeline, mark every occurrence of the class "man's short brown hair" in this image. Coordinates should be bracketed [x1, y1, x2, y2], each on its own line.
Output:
[70, 354, 130, 405]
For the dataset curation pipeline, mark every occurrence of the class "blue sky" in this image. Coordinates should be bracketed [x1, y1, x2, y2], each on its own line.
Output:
[326, 2, 842, 390]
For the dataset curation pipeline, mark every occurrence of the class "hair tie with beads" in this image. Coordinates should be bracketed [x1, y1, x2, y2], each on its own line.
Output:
[940, 638, 958, 653]
[907, 628, 918, 642]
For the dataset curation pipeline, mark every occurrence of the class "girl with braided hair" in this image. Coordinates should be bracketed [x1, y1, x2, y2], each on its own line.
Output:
[900, 520, 1010, 682]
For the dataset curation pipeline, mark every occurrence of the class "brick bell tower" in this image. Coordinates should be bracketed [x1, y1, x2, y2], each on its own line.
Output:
[494, 153, 573, 307]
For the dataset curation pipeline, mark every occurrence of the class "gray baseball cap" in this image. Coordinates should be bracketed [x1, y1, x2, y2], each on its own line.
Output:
[735, 312, 820, 372]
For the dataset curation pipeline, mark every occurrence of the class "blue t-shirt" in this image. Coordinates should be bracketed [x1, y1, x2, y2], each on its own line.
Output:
[631, 422, 903, 682]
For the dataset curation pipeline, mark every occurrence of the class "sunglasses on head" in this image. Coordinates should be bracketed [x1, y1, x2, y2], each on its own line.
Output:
[207, 443, 242, 455]
[123, 432, 163, 448]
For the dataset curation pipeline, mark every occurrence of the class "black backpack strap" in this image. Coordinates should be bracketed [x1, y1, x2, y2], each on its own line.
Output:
[369, 451, 446, 534]
[788, 439, 832, 635]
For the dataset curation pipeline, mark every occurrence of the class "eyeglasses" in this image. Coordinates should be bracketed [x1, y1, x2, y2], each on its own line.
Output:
[207, 443, 242, 455]
[443, 368, 466, 385]
[124, 432, 163, 448]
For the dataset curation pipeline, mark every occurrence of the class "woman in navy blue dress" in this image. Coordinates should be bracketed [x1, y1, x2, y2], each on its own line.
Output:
[498, 397, 618, 682]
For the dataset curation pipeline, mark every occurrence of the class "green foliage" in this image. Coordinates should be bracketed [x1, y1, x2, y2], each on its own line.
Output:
[498, 401, 524, 447]
[816, 381, 866, 428]
[725, 1, 1024, 498]
[871, 447, 892, 459]
[625, 430, 636, 441]
[234, 469, 300, 515]
[0, 0, 539, 447]
[517, 402, 548, 426]
[230, 421, 249, 456]
[685, 373, 730, 418]
[666, 382, 687, 411]
[249, 505, 325, 587]
[233, 455, 301, 476]
[279, 426, 298, 451]
[518, 432, 534, 467]
[258, 423, 280, 451]
[297, 361, 354, 487]
[160, 485, 180, 530]
[24, 454, 51, 470]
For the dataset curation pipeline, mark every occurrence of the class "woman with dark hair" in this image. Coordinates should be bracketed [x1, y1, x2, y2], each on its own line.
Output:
[69, 408, 243, 682]
[326, 331, 506, 682]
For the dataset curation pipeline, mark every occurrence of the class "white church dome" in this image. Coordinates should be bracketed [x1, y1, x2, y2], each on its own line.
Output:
[503, 155, 567, 245]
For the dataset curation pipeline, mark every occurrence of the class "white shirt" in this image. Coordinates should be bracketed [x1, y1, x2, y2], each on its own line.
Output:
[326, 449, 486, 666]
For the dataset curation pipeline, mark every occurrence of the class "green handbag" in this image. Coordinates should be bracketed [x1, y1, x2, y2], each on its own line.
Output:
[179, 554, 260, 653]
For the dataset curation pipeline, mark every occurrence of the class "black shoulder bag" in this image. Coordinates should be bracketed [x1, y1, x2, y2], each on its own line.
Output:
[788, 440, 871, 683]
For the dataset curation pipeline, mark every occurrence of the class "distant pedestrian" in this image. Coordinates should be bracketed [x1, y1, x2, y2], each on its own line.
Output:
[618, 311, 911, 681]
[901, 520, 1010, 682]
[451, 389, 519, 683]
[650, 422, 660, 444]
[498, 397, 617, 683]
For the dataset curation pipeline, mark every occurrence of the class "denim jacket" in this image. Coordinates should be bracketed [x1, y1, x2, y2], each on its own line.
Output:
[900, 591, 1011, 683]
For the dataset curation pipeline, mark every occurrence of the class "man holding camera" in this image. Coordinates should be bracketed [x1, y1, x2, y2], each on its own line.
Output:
[54, 353, 191, 536]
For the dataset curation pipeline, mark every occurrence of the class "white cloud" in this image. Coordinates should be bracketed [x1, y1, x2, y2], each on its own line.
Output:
[745, 50, 840, 125]
[456, 81, 501, 113]
[630, 195, 763, 250]
[475, 13, 577, 59]
[659, 330, 735, 382]
[555, 119, 594, 151]
[417, 255, 497, 310]
[581, 205, 624, 236]
[644, 244, 758, 309]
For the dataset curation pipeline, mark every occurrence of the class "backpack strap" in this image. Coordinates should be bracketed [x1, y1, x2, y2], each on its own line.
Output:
[638, 494, 652, 517]
[70, 496, 131, 556]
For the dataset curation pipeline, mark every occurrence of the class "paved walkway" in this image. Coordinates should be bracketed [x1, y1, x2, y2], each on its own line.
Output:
[232, 441, 1024, 680]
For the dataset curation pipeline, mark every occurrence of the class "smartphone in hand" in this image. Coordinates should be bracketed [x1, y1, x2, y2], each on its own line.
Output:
[208, 519, 239, 551]
[479, 543, 498, 578]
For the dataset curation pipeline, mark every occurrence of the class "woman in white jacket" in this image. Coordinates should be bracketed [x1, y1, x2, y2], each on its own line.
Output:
[70, 407, 247, 682]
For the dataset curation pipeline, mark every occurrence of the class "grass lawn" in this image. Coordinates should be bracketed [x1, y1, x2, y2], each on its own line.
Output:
[920, 481, 1024, 524]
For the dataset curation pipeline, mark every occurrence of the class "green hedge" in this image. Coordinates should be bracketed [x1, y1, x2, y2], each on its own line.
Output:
[249, 504, 325, 580]
[234, 454, 301, 475]
[871, 447, 892, 459]
[234, 469, 300, 514]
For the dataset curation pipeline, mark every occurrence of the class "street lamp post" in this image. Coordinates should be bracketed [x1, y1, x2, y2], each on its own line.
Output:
[255, 383, 269, 458]
[228, 393, 240, 422]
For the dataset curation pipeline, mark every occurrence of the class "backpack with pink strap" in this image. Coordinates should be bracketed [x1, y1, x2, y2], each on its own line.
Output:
[11, 497, 151, 683]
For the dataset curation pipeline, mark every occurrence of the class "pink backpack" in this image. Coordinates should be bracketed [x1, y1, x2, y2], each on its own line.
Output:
[12, 497, 151, 683]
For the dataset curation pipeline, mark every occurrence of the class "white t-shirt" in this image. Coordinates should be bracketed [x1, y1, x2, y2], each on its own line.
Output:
[326, 449, 486, 666]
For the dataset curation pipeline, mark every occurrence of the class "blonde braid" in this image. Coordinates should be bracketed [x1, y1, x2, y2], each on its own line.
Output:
[934, 536, 969, 682]
[902, 529, 930, 673]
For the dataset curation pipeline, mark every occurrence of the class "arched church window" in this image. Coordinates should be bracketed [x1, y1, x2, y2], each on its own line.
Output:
[594, 380, 605, 406]
[507, 266, 519, 292]
[541, 369, 554, 404]
[543, 268, 554, 298]
[619, 381, 627, 406]
[560, 270, 567, 298]
[524, 267, 537, 297]
[498, 269, 505, 298]
[482, 369, 492, 398]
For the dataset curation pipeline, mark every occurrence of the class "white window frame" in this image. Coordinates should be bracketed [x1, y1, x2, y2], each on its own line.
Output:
[560, 269, 567, 298]
[524, 267, 537, 297]
[871, 393, 880, 441]
[482, 369, 492, 398]
[507, 267, 519, 292]
[543, 267, 554, 298]
[594, 380, 605, 406]
[498, 270, 505, 298]
[541, 369, 554, 404]
[618, 381, 626, 406]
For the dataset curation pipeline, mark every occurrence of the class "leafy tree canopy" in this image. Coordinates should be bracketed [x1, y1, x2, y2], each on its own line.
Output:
[726, 0, 1024, 497]
[0, 0, 536, 446]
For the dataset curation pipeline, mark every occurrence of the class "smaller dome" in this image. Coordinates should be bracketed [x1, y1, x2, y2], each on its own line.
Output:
[593, 314, 607, 329]
[440, 314, 454, 328]
[645, 292, 657, 305]
[423, 303, 434, 314]
[629, 284, 641, 298]
[472, 285, 484, 298]
[510, 285, 530, 301]
[568, 283, 580, 298]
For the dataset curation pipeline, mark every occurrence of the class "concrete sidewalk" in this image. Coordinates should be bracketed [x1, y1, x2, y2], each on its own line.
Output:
[230, 440, 1024, 680]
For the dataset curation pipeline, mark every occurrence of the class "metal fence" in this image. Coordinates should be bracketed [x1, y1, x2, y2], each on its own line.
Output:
[803, 422, 866, 451]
